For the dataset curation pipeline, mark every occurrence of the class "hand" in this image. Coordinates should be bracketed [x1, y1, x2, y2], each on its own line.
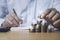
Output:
[2, 13, 23, 27]
[41, 8, 60, 28]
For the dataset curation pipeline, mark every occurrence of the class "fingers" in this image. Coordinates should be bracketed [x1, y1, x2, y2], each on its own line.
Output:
[40, 8, 60, 27]
[10, 13, 20, 23]
[53, 19, 60, 27]
[45, 15, 53, 24]
[2, 12, 22, 27]
[10, 13, 23, 24]
[6, 15, 19, 27]
[42, 9, 51, 18]
[48, 10, 56, 19]
[52, 13, 60, 22]
[42, 8, 57, 19]
[2, 21, 11, 27]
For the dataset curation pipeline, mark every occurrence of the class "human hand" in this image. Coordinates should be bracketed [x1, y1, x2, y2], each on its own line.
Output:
[2, 13, 23, 27]
[41, 8, 60, 28]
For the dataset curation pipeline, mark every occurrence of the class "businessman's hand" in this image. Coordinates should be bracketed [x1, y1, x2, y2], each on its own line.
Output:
[41, 8, 60, 28]
[2, 13, 23, 27]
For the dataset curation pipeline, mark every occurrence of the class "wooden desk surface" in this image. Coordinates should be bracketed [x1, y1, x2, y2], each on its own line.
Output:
[0, 30, 60, 40]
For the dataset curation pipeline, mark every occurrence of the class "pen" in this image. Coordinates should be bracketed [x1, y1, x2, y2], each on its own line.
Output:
[13, 8, 17, 15]
[13, 8, 23, 24]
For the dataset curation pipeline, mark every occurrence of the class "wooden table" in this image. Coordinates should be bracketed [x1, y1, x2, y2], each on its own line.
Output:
[0, 30, 60, 40]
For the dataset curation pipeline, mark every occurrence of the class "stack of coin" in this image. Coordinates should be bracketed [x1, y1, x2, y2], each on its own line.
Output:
[36, 21, 42, 32]
[41, 20, 48, 32]
[29, 19, 42, 32]
[29, 19, 54, 33]
[47, 24, 54, 32]
[29, 24, 37, 32]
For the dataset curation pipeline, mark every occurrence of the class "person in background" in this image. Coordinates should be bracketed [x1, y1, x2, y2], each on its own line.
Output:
[0, 0, 60, 31]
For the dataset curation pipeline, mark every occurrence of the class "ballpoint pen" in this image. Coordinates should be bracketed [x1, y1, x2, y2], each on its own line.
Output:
[13, 8, 17, 15]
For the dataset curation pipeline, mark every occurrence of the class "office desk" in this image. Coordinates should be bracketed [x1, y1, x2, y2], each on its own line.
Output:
[0, 30, 60, 40]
